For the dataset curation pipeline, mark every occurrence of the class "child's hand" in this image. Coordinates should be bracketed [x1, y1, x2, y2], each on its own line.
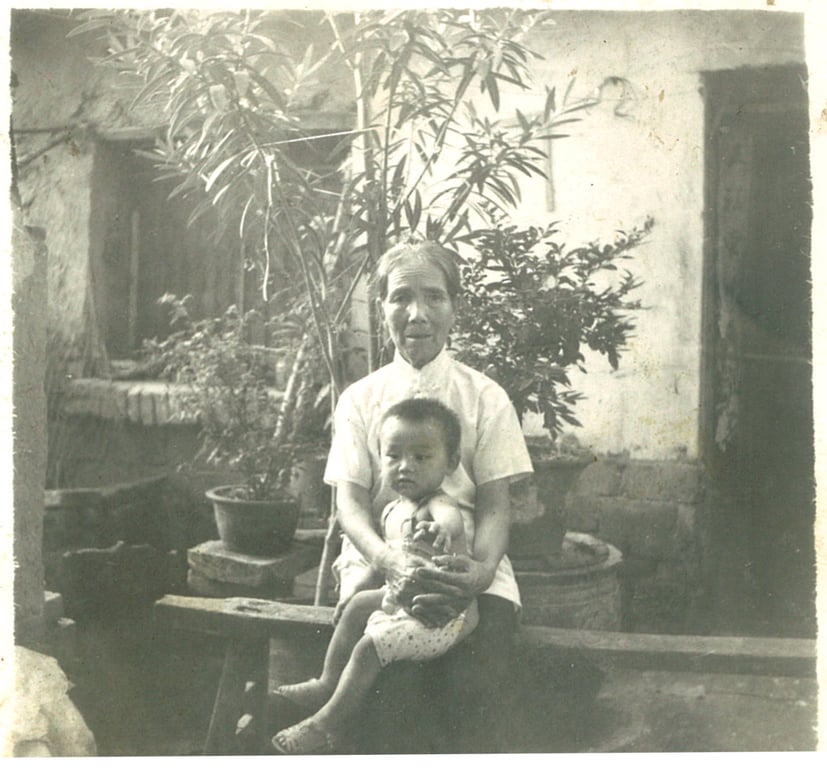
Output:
[381, 590, 399, 615]
[413, 520, 453, 555]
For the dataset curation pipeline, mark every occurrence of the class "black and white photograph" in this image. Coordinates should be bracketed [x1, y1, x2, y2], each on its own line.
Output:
[2, 0, 823, 757]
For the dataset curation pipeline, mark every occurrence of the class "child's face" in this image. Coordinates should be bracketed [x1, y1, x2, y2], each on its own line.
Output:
[379, 416, 456, 501]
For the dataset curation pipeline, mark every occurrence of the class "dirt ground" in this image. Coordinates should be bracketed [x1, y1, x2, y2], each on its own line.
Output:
[65, 605, 221, 756]
[62, 601, 818, 756]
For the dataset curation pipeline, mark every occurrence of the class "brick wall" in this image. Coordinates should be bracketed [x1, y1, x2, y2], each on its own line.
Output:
[562, 458, 706, 633]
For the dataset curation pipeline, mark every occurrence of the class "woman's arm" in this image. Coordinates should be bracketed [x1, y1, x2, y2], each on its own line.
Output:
[459, 477, 512, 591]
[336, 480, 410, 581]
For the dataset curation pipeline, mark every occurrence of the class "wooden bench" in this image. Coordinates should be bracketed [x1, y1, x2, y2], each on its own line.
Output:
[153, 594, 817, 754]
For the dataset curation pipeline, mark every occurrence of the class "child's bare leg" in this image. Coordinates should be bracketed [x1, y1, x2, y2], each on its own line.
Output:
[276, 589, 384, 710]
[272, 635, 383, 754]
[333, 565, 383, 623]
[309, 634, 383, 737]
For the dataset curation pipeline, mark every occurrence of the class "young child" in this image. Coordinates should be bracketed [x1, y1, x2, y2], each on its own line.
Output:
[271, 398, 478, 754]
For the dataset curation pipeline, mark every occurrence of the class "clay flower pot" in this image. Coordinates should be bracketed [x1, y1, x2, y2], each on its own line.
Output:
[510, 455, 592, 566]
[206, 486, 300, 557]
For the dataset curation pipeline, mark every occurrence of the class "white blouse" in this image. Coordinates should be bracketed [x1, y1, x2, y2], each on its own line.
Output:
[324, 348, 533, 606]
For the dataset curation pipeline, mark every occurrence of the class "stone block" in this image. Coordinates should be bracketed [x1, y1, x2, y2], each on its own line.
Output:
[595, 498, 678, 561]
[152, 386, 171, 426]
[675, 503, 701, 556]
[60, 541, 170, 617]
[139, 389, 156, 425]
[619, 461, 702, 504]
[564, 494, 600, 532]
[571, 460, 624, 497]
[187, 569, 293, 599]
[187, 539, 322, 588]
[8, 646, 96, 756]
[99, 383, 128, 421]
[126, 387, 142, 423]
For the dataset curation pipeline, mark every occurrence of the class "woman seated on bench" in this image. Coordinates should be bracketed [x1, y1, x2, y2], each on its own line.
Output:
[273, 240, 533, 754]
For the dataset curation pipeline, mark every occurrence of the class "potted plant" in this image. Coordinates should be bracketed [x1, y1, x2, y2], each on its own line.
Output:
[143, 295, 328, 556]
[453, 218, 652, 563]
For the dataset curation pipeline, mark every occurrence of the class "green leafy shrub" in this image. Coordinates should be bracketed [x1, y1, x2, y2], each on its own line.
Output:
[144, 295, 326, 500]
[454, 218, 653, 438]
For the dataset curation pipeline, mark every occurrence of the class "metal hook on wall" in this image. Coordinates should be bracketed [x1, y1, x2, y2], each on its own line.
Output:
[595, 76, 639, 118]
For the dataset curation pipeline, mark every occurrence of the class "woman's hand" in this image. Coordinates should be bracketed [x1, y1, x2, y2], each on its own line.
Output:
[407, 553, 491, 628]
[374, 544, 413, 587]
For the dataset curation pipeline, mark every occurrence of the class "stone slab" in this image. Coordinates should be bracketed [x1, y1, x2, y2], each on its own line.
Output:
[187, 540, 322, 588]
[572, 460, 624, 497]
[618, 461, 703, 504]
[186, 569, 294, 600]
[60, 542, 170, 617]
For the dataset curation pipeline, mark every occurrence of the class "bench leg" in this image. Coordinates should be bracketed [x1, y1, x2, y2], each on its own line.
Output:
[204, 638, 268, 755]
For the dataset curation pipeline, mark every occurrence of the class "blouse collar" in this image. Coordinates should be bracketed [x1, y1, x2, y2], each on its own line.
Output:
[391, 347, 453, 392]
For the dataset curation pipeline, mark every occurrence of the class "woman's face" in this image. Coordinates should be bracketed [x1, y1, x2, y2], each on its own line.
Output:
[381, 260, 456, 369]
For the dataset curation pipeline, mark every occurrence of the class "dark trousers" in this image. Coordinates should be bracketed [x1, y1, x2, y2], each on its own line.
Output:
[356, 594, 518, 754]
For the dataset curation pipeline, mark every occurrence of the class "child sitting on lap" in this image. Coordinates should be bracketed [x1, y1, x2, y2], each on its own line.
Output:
[271, 398, 478, 755]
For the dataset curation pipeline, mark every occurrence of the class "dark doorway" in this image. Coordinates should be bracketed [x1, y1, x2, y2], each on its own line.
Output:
[700, 65, 814, 637]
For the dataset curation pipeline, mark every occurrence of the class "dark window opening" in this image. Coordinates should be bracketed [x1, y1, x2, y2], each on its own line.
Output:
[90, 129, 350, 361]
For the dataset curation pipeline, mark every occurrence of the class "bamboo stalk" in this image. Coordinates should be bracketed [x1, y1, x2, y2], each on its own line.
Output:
[313, 488, 340, 606]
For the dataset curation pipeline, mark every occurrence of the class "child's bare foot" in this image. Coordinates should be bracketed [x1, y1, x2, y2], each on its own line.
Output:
[274, 678, 333, 711]
[271, 717, 345, 755]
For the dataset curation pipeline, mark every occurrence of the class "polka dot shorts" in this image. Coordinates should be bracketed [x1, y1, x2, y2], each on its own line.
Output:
[364, 600, 479, 667]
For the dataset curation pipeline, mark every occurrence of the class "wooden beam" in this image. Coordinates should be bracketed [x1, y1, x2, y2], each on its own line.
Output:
[204, 638, 267, 755]
[517, 625, 817, 678]
[154, 595, 334, 642]
[154, 595, 816, 678]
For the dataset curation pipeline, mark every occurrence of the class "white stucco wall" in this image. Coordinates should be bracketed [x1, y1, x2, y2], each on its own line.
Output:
[11, 8, 807, 461]
[491, 10, 806, 460]
[12, 11, 137, 374]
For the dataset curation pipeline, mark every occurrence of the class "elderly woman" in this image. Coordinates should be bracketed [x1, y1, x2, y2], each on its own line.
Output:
[290, 240, 533, 752]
